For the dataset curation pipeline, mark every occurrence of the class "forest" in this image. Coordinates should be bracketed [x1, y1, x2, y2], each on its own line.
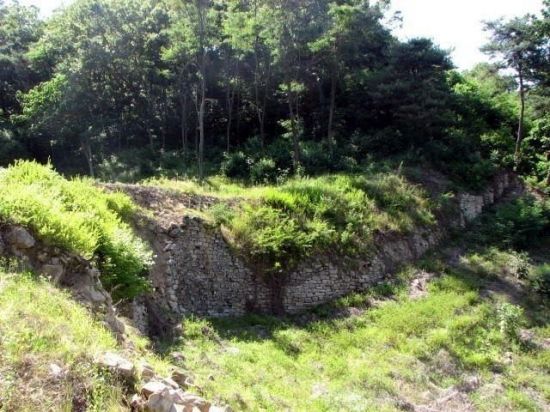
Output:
[0, 0, 548, 190]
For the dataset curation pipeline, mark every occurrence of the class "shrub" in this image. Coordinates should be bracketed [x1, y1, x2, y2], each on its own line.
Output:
[228, 172, 435, 274]
[209, 202, 235, 226]
[250, 157, 278, 184]
[496, 302, 524, 339]
[220, 151, 250, 180]
[529, 264, 550, 297]
[477, 196, 550, 249]
[0, 160, 152, 300]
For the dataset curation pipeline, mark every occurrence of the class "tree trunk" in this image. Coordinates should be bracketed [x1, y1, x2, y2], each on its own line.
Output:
[287, 83, 300, 172]
[225, 78, 235, 152]
[180, 91, 187, 155]
[198, 81, 205, 181]
[514, 64, 525, 171]
[81, 137, 94, 178]
[197, 0, 207, 182]
[328, 70, 336, 142]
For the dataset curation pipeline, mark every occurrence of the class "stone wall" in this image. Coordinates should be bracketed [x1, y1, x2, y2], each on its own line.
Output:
[282, 172, 520, 313]
[134, 172, 522, 331]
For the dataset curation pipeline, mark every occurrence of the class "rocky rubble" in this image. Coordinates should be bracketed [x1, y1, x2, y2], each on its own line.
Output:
[94, 351, 229, 412]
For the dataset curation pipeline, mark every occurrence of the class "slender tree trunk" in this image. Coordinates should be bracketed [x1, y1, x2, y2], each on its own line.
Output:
[196, 0, 207, 182]
[328, 70, 336, 141]
[198, 78, 205, 181]
[180, 91, 187, 155]
[514, 64, 525, 171]
[81, 137, 94, 178]
[225, 78, 235, 152]
[287, 83, 300, 172]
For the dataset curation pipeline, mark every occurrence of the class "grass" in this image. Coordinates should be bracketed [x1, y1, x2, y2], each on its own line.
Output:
[0, 269, 124, 411]
[163, 248, 549, 411]
[145, 171, 437, 274]
[0, 268, 174, 411]
[0, 161, 152, 300]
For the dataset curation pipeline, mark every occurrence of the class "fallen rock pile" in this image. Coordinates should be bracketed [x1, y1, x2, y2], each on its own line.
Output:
[95, 351, 230, 412]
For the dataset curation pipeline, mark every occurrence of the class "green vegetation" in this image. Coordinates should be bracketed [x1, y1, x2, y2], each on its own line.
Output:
[0, 267, 174, 411]
[162, 201, 550, 411]
[0, 0, 547, 193]
[0, 269, 124, 411]
[147, 167, 437, 274]
[0, 161, 152, 300]
[225, 173, 436, 273]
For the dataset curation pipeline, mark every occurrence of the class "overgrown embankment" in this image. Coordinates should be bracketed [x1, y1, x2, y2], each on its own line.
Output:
[0, 161, 152, 300]
[143, 168, 440, 275]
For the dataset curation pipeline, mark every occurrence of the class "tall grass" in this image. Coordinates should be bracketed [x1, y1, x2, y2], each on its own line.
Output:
[0, 161, 152, 299]
[228, 173, 436, 273]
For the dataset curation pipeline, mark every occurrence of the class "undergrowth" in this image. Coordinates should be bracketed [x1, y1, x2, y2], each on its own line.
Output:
[164, 197, 550, 411]
[0, 161, 152, 300]
[146, 171, 437, 274]
[0, 270, 124, 411]
[165, 249, 549, 412]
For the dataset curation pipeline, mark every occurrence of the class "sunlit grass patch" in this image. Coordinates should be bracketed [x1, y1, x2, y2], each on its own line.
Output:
[0, 161, 152, 299]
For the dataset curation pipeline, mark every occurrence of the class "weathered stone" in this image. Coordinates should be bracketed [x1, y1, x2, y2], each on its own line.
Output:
[41, 264, 65, 283]
[48, 363, 65, 379]
[96, 352, 135, 379]
[139, 362, 156, 381]
[170, 369, 190, 387]
[177, 393, 210, 412]
[6, 226, 35, 249]
[209, 406, 232, 412]
[170, 352, 186, 363]
[131, 393, 146, 411]
[142, 381, 170, 398]
[132, 171, 519, 323]
[145, 389, 182, 412]
[162, 377, 180, 389]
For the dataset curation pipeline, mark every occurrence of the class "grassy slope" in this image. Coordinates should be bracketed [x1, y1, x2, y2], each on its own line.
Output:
[0, 161, 152, 300]
[0, 269, 173, 412]
[0, 270, 124, 411]
[163, 244, 550, 411]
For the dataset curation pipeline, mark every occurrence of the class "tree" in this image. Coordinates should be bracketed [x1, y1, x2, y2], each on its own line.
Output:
[19, 0, 170, 176]
[482, 16, 543, 169]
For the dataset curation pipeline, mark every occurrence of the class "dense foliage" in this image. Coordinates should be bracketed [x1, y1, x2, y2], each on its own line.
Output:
[218, 172, 435, 273]
[0, 0, 547, 189]
[0, 161, 152, 299]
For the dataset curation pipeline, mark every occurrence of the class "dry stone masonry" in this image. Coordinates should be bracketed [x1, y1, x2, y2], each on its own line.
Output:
[133, 172, 522, 330]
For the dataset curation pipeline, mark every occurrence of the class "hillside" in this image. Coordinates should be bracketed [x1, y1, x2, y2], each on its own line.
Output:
[0, 0, 549, 410]
[0, 161, 548, 411]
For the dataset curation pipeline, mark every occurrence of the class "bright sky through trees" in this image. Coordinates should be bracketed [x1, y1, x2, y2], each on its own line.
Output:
[20, 0, 545, 69]
[390, 0, 544, 69]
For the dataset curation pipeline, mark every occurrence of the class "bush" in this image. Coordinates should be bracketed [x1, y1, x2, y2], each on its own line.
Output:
[227, 172, 435, 274]
[220, 151, 250, 180]
[250, 157, 278, 184]
[477, 196, 550, 249]
[0, 160, 152, 300]
[529, 264, 550, 297]
[496, 302, 524, 339]
[209, 202, 235, 226]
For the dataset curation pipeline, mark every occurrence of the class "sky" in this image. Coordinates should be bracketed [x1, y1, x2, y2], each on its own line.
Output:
[21, 0, 545, 70]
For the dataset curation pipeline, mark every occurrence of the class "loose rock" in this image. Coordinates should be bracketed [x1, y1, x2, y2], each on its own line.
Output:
[96, 352, 135, 379]
[6, 226, 35, 249]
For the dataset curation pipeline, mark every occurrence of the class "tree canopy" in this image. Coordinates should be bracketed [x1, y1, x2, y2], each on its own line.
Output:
[0, 0, 547, 190]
